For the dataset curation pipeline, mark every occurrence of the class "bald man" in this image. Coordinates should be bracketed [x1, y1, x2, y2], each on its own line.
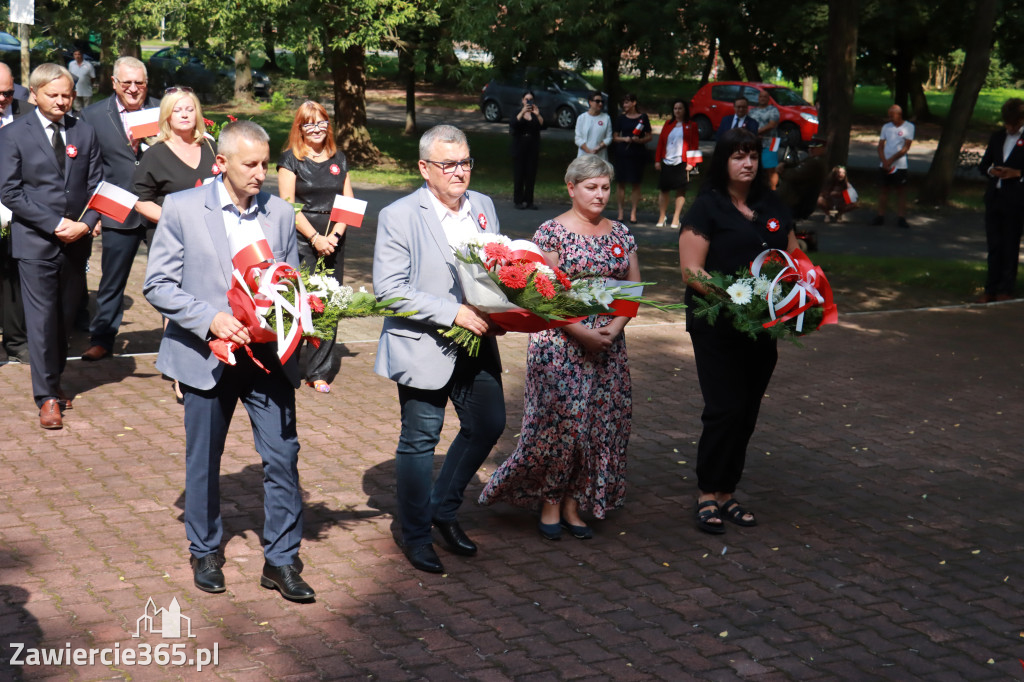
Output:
[873, 105, 915, 228]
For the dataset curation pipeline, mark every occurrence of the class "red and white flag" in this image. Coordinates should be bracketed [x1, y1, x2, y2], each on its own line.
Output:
[85, 182, 139, 223]
[686, 149, 703, 165]
[329, 195, 367, 227]
[843, 186, 858, 204]
[765, 137, 781, 152]
[125, 107, 161, 139]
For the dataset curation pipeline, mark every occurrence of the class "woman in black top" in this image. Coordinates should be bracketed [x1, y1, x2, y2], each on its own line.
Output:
[277, 100, 354, 394]
[611, 93, 652, 223]
[132, 88, 219, 402]
[678, 127, 798, 535]
[510, 90, 543, 209]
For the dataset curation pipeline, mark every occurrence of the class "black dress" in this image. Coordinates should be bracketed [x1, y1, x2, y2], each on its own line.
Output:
[131, 139, 220, 228]
[612, 113, 652, 184]
[680, 188, 793, 494]
[277, 148, 350, 383]
[510, 114, 541, 207]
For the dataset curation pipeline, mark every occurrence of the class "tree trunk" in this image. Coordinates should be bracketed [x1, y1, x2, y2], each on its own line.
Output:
[602, 48, 622, 115]
[307, 34, 320, 80]
[920, 0, 997, 205]
[399, 44, 417, 136]
[820, 0, 859, 171]
[909, 59, 930, 120]
[802, 76, 815, 104]
[435, 30, 461, 86]
[892, 42, 911, 114]
[719, 43, 742, 81]
[234, 48, 254, 103]
[737, 45, 761, 83]
[262, 21, 278, 72]
[699, 39, 715, 86]
[330, 44, 381, 166]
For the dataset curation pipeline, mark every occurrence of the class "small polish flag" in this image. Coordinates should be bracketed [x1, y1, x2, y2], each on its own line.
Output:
[329, 195, 367, 227]
[843, 186, 859, 204]
[125, 107, 161, 139]
[85, 182, 138, 223]
[686, 149, 703, 164]
[765, 137, 780, 152]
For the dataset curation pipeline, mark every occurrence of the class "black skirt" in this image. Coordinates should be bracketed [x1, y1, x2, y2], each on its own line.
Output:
[658, 162, 688, 192]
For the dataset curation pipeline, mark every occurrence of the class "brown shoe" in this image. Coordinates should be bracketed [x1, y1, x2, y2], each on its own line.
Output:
[57, 389, 73, 410]
[81, 345, 109, 361]
[39, 399, 62, 429]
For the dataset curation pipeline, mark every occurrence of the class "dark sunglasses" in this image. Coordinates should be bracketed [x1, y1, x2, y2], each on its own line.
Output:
[0, 90, 14, 98]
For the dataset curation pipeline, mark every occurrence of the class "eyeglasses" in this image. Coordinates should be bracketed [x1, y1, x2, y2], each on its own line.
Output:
[114, 78, 147, 88]
[424, 158, 474, 174]
[0, 90, 13, 98]
[164, 86, 193, 95]
[301, 120, 329, 132]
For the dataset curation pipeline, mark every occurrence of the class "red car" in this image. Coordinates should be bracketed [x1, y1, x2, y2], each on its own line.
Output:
[690, 81, 819, 147]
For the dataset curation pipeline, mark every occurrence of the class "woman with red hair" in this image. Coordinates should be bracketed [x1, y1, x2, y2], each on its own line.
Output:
[277, 101, 355, 393]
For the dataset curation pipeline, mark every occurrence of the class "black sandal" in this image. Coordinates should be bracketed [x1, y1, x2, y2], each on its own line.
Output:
[695, 499, 726, 535]
[719, 498, 757, 527]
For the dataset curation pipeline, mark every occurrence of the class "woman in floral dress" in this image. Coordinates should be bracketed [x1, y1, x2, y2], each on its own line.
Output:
[479, 155, 640, 540]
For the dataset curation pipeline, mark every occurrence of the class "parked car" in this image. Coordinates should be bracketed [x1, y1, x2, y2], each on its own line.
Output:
[148, 47, 270, 101]
[690, 81, 818, 147]
[32, 39, 100, 65]
[480, 67, 605, 129]
[0, 31, 20, 55]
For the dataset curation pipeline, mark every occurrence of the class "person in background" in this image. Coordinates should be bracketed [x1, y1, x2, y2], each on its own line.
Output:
[510, 90, 543, 210]
[574, 94, 611, 161]
[678, 127, 798, 535]
[654, 98, 700, 228]
[277, 100, 354, 394]
[479, 155, 638, 541]
[716, 97, 758, 141]
[67, 50, 96, 113]
[79, 56, 160, 362]
[0, 62, 31, 365]
[872, 104, 914, 228]
[611, 93, 652, 224]
[977, 98, 1024, 302]
[749, 90, 781, 190]
[818, 165, 858, 222]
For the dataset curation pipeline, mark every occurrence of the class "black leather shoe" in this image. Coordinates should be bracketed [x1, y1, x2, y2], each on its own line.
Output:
[261, 562, 315, 602]
[405, 544, 444, 573]
[433, 519, 477, 556]
[190, 554, 225, 593]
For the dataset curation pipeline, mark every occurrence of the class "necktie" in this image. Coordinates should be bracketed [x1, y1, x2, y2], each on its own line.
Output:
[50, 123, 65, 176]
[733, 118, 739, 129]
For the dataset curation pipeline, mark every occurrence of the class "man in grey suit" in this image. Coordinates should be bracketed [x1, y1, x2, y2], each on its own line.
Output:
[373, 125, 506, 574]
[143, 121, 315, 602]
[0, 64, 103, 429]
[80, 56, 160, 362]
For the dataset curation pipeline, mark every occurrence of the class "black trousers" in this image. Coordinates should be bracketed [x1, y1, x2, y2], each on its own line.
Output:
[983, 194, 1024, 296]
[512, 136, 540, 206]
[690, 327, 778, 494]
[1, 238, 27, 356]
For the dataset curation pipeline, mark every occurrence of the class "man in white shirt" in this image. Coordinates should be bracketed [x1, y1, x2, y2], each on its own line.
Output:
[67, 50, 96, 113]
[372, 125, 506, 575]
[873, 105, 915, 228]
[574, 95, 612, 160]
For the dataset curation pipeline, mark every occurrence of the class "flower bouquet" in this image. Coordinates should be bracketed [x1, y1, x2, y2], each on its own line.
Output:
[442, 234, 683, 356]
[687, 248, 837, 343]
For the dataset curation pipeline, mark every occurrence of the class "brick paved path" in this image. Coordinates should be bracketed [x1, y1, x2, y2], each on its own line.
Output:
[1, 199, 1022, 680]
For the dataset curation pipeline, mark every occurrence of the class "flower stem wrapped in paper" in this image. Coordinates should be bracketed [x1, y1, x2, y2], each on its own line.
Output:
[442, 234, 683, 356]
[688, 248, 838, 344]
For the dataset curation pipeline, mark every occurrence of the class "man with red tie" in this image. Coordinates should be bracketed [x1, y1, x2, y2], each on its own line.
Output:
[0, 64, 103, 428]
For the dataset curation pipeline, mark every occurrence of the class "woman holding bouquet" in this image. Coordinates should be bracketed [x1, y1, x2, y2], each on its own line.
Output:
[479, 155, 639, 540]
[678, 127, 798, 534]
[277, 101, 354, 394]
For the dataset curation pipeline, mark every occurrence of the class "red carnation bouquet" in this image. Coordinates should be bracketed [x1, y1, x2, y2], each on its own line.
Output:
[442, 235, 682, 356]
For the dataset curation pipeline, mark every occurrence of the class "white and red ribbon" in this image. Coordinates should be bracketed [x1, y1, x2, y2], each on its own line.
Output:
[749, 248, 837, 333]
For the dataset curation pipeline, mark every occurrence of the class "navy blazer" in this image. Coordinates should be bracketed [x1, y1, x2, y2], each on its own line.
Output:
[80, 94, 160, 231]
[716, 115, 760, 141]
[0, 111, 103, 260]
[979, 128, 1024, 207]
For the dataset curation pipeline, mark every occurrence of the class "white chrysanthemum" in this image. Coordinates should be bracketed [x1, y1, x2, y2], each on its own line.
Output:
[359, 286, 367, 293]
[752, 276, 772, 297]
[568, 288, 593, 304]
[772, 283, 783, 303]
[727, 281, 753, 305]
[534, 263, 554, 277]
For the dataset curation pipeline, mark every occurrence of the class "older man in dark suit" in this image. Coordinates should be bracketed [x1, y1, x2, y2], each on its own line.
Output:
[79, 56, 159, 361]
[0, 62, 31, 364]
[0, 63, 103, 428]
[978, 98, 1024, 302]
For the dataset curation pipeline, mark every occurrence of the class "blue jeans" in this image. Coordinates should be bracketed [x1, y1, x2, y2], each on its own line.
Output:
[395, 348, 505, 548]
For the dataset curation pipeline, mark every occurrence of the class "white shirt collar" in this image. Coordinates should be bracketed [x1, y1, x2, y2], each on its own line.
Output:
[426, 187, 471, 224]
[216, 176, 259, 217]
[35, 108, 62, 131]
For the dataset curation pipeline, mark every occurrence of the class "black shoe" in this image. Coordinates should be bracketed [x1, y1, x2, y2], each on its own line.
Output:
[190, 554, 225, 593]
[404, 544, 444, 573]
[896, 217, 909, 229]
[560, 518, 594, 539]
[526, 203, 538, 210]
[260, 562, 315, 602]
[538, 520, 561, 541]
[433, 518, 477, 556]
[514, 202, 526, 210]
[870, 215, 884, 226]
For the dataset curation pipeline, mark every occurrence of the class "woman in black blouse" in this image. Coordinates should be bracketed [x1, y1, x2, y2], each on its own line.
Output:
[510, 90, 543, 210]
[678, 127, 798, 535]
[611, 93, 652, 223]
[132, 87, 219, 403]
[277, 100, 355, 394]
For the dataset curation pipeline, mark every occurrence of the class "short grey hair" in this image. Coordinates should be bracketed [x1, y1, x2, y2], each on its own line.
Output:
[29, 63, 74, 91]
[565, 154, 614, 184]
[113, 56, 147, 81]
[218, 120, 269, 157]
[419, 124, 468, 160]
